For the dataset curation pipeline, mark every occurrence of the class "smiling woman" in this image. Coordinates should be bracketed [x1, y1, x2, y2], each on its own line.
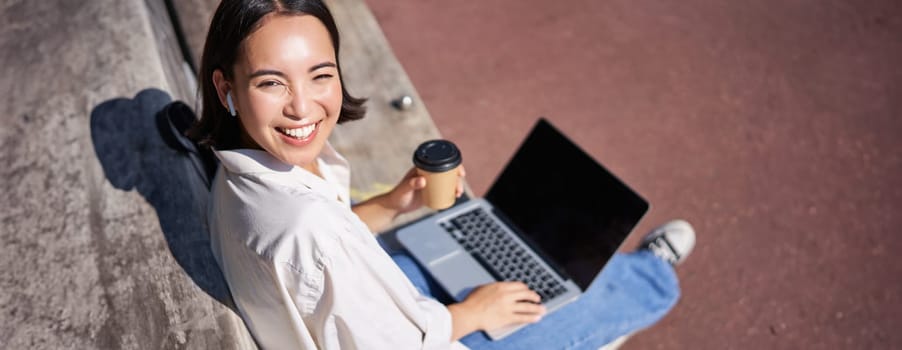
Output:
[214, 14, 342, 172]
[186, 1, 471, 348]
[186, 1, 690, 349]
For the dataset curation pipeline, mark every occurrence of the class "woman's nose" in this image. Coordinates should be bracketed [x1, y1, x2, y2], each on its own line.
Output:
[285, 88, 312, 118]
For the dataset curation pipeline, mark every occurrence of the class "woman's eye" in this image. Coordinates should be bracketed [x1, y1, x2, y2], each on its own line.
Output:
[258, 81, 282, 88]
[314, 74, 333, 81]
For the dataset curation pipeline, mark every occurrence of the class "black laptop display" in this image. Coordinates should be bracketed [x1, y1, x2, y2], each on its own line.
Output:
[485, 119, 649, 289]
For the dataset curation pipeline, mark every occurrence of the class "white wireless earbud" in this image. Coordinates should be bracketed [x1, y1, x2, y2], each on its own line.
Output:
[226, 91, 237, 117]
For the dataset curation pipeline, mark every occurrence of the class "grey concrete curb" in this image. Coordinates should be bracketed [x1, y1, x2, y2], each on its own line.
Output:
[1, 1, 254, 348]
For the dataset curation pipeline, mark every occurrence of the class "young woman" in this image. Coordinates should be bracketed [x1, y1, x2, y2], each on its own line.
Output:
[189, 1, 695, 349]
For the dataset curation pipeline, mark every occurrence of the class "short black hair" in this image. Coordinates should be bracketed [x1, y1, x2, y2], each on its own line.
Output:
[188, 0, 366, 149]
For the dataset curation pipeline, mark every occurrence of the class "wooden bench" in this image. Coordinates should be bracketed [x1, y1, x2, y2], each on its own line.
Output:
[1, 0, 445, 347]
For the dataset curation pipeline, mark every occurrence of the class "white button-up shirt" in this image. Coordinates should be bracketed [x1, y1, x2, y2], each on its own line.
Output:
[209, 143, 467, 349]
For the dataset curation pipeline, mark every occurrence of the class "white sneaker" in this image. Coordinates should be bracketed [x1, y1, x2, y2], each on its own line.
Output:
[640, 220, 696, 265]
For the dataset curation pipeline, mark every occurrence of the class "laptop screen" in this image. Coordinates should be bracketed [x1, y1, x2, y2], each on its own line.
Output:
[484, 118, 649, 290]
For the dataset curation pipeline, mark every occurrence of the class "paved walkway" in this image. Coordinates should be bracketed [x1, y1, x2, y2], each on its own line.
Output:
[367, 0, 902, 348]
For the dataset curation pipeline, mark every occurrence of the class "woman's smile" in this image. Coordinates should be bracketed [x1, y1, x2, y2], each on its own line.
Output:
[275, 120, 321, 146]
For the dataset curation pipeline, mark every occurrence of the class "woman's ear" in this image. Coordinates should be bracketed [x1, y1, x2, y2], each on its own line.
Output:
[212, 70, 232, 112]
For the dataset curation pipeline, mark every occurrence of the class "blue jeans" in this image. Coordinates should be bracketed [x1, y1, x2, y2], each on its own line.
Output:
[390, 250, 680, 349]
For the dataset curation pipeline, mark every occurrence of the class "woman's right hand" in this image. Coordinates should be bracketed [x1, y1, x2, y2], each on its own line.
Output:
[447, 281, 546, 340]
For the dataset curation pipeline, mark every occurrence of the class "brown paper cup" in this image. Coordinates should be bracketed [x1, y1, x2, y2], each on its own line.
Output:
[417, 165, 459, 210]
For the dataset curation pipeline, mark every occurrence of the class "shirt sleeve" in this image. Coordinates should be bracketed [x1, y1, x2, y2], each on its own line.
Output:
[414, 293, 456, 349]
[280, 199, 459, 349]
[319, 244, 457, 350]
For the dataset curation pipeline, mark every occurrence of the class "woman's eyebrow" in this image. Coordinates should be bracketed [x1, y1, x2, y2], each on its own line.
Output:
[248, 62, 336, 79]
[248, 69, 285, 79]
[309, 62, 337, 72]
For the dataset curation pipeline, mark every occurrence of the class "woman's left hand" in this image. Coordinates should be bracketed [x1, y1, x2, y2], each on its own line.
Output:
[387, 166, 466, 215]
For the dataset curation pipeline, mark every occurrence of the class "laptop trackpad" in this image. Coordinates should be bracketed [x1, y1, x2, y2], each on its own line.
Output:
[428, 250, 496, 301]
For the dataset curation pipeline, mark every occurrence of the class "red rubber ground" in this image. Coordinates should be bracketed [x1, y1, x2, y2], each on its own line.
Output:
[366, 0, 902, 348]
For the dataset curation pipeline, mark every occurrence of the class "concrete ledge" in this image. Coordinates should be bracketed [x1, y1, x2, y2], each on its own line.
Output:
[1, 1, 253, 348]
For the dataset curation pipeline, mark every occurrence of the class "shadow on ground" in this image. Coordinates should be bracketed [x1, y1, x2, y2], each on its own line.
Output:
[89, 88, 233, 308]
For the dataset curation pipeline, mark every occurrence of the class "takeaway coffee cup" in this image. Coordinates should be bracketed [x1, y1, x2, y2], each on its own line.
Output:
[413, 140, 462, 210]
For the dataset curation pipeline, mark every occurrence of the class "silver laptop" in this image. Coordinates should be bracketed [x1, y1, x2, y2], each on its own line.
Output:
[397, 118, 649, 339]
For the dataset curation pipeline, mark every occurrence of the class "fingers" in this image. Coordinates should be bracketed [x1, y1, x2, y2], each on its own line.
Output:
[508, 288, 542, 304]
[408, 175, 426, 189]
[455, 166, 467, 198]
[513, 312, 543, 324]
[503, 294, 546, 326]
[404, 166, 466, 196]
[493, 281, 542, 305]
[511, 302, 546, 316]
[465, 281, 547, 331]
[402, 167, 426, 190]
[498, 281, 531, 291]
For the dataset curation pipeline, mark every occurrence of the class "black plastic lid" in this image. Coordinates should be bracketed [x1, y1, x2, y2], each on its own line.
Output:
[413, 139, 462, 172]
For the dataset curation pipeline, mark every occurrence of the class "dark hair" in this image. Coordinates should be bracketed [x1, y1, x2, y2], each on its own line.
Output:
[188, 0, 366, 149]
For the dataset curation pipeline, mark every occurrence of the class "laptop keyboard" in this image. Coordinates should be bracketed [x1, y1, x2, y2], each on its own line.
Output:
[440, 208, 568, 302]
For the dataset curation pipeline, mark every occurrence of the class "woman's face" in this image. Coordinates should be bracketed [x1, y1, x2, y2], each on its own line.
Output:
[218, 14, 342, 172]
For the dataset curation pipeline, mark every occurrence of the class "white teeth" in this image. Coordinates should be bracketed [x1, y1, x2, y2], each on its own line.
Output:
[280, 123, 317, 139]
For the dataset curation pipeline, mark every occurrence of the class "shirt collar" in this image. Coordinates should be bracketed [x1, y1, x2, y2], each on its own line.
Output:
[213, 142, 351, 205]
[215, 148, 295, 175]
